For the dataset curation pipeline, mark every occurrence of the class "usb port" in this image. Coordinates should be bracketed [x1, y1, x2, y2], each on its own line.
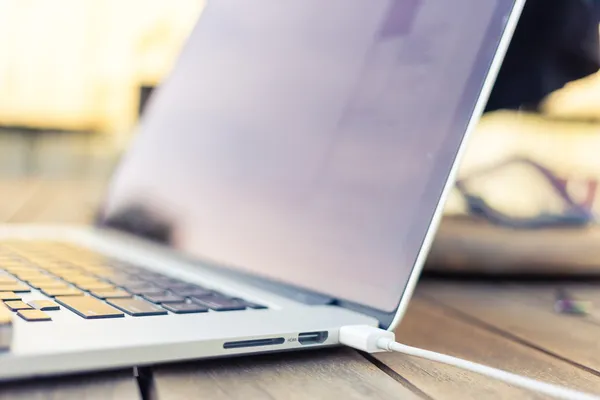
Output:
[298, 331, 328, 345]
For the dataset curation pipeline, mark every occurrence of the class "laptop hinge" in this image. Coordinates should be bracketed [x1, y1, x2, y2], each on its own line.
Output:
[215, 268, 337, 306]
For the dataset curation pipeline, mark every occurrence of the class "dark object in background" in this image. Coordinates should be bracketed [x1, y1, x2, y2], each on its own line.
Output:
[138, 85, 156, 117]
[99, 204, 173, 245]
[554, 288, 591, 315]
[485, 0, 600, 112]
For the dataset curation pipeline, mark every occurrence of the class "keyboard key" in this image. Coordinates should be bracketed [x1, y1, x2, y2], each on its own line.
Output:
[90, 289, 131, 299]
[17, 309, 51, 322]
[107, 298, 168, 316]
[114, 264, 146, 274]
[137, 271, 167, 280]
[53, 272, 94, 281]
[13, 272, 47, 280]
[170, 287, 214, 297]
[27, 280, 69, 290]
[0, 268, 25, 275]
[0, 284, 31, 293]
[44, 267, 78, 274]
[66, 276, 102, 285]
[190, 296, 246, 311]
[76, 282, 115, 291]
[41, 288, 82, 297]
[162, 303, 209, 314]
[121, 280, 155, 289]
[43, 263, 77, 270]
[142, 293, 185, 304]
[28, 300, 60, 311]
[46, 270, 78, 278]
[154, 279, 192, 290]
[4, 300, 33, 311]
[80, 266, 114, 273]
[3, 266, 37, 273]
[0, 292, 20, 301]
[0, 260, 14, 265]
[88, 271, 119, 280]
[55, 296, 124, 319]
[153, 277, 185, 284]
[0, 277, 17, 284]
[123, 284, 164, 296]
[105, 276, 146, 286]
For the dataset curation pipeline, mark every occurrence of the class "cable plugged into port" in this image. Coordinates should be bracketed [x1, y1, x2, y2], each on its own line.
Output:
[339, 325, 600, 400]
[298, 331, 328, 345]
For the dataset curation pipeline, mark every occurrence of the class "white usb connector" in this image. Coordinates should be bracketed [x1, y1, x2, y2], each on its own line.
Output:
[339, 325, 600, 400]
[338, 325, 394, 353]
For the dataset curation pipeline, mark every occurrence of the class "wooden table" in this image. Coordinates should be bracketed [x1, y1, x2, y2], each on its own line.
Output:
[2, 179, 600, 399]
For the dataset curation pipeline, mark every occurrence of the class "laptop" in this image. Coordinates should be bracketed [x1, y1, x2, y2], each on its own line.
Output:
[0, 0, 524, 380]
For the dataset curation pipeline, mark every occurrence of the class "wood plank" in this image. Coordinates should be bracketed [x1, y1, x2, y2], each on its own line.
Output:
[427, 217, 600, 274]
[498, 284, 600, 329]
[28, 181, 105, 224]
[375, 294, 600, 399]
[6, 180, 59, 224]
[0, 180, 40, 223]
[0, 371, 140, 400]
[8, 180, 105, 224]
[151, 348, 421, 400]
[421, 282, 600, 374]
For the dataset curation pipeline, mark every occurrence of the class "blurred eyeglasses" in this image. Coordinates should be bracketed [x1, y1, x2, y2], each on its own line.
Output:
[455, 157, 596, 229]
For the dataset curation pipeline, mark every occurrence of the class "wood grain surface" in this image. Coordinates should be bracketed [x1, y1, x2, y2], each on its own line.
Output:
[427, 217, 600, 274]
[0, 180, 41, 222]
[151, 349, 420, 400]
[422, 283, 600, 375]
[381, 289, 600, 399]
[0, 371, 140, 400]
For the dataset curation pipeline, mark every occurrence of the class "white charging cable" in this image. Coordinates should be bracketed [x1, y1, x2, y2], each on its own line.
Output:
[339, 325, 600, 400]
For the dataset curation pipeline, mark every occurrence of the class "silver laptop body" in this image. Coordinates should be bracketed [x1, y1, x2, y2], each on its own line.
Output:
[0, 0, 523, 380]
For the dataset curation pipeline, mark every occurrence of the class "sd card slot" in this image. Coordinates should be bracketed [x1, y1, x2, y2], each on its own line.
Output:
[223, 337, 285, 349]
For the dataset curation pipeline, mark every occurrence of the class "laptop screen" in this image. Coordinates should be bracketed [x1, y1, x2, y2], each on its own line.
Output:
[101, 0, 517, 312]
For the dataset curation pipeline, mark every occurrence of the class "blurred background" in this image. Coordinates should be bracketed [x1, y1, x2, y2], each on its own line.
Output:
[0, 0, 204, 181]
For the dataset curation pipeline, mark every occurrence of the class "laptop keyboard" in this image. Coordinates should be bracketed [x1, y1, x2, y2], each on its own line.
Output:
[0, 240, 267, 322]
